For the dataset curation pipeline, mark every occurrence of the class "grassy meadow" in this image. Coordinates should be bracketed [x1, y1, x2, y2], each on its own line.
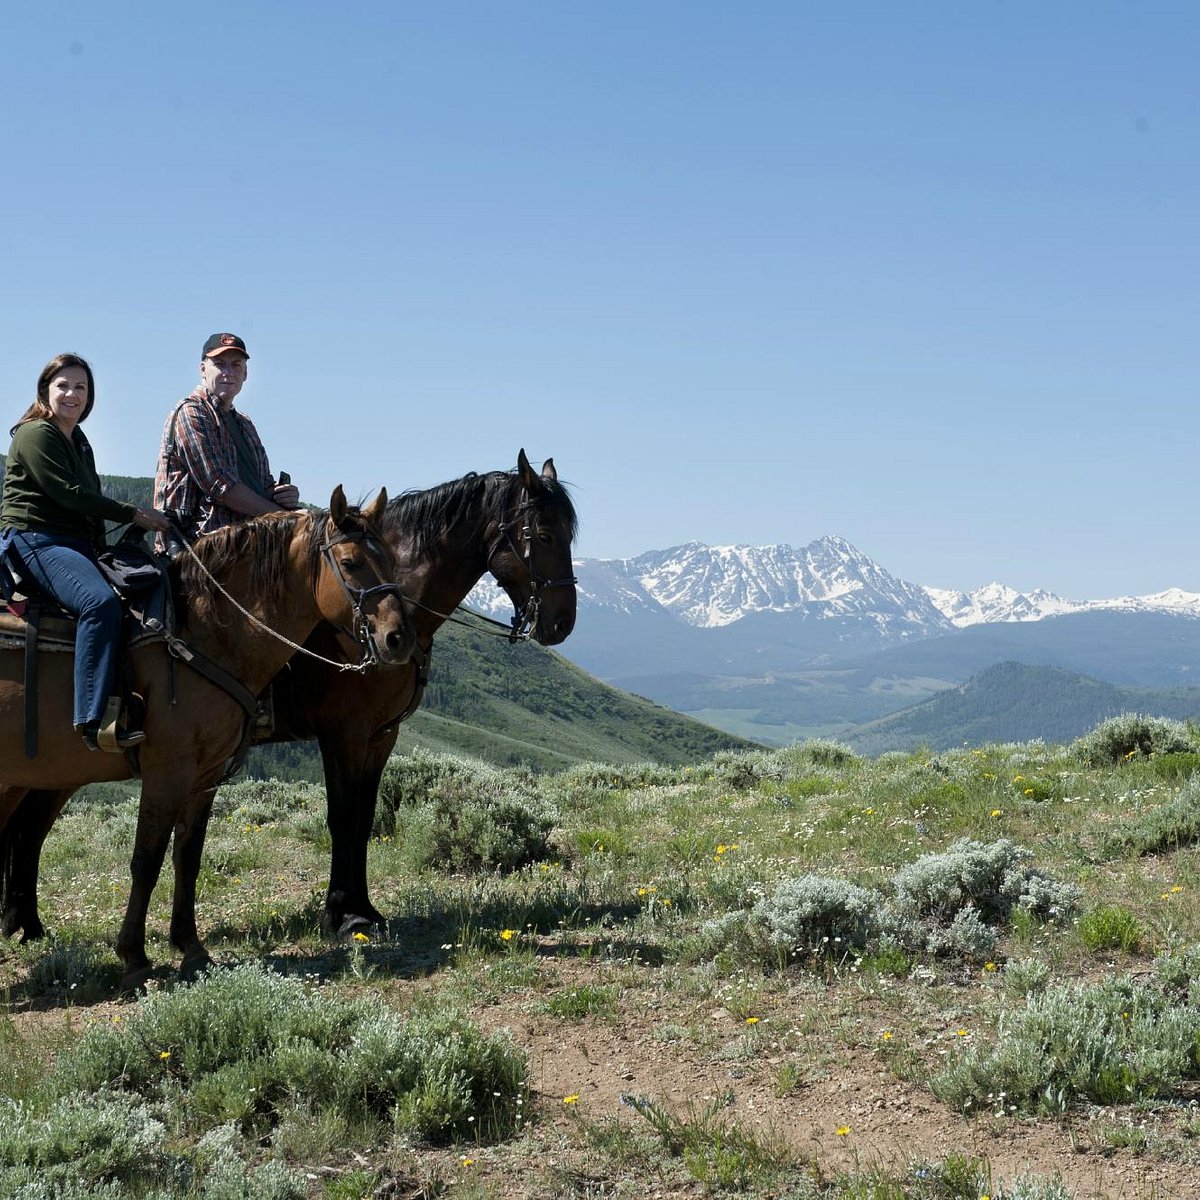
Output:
[5, 715, 1200, 1198]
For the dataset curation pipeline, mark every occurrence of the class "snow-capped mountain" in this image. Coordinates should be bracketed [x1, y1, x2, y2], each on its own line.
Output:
[468, 536, 1200, 633]
[924, 583, 1200, 627]
[469, 535, 951, 634]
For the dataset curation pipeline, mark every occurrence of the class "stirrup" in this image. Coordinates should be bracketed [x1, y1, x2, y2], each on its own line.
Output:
[94, 696, 146, 753]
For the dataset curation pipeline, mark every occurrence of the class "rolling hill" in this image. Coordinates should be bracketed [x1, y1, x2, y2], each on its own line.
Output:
[845, 661, 1200, 755]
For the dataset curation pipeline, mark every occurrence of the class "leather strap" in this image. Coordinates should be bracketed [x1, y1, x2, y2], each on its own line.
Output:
[23, 603, 38, 758]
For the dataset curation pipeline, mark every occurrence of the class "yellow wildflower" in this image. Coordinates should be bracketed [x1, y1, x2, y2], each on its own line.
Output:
[745, 1016, 759, 1025]
[499, 929, 516, 941]
[881, 1030, 894, 1041]
[352, 931, 369, 943]
[984, 962, 997, 972]
[159, 1050, 171, 1060]
[836, 1125, 851, 1136]
[990, 809, 1002, 818]
[563, 1094, 580, 1105]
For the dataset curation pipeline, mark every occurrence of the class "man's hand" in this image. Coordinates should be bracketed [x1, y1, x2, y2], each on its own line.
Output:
[273, 483, 300, 509]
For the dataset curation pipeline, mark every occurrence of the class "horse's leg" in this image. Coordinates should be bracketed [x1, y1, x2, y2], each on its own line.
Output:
[115, 791, 179, 992]
[0, 787, 72, 942]
[320, 728, 396, 937]
[346, 740, 395, 925]
[320, 736, 373, 937]
[169, 786, 218, 980]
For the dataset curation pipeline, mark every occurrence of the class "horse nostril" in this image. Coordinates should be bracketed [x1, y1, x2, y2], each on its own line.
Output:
[386, 629, 405, 654]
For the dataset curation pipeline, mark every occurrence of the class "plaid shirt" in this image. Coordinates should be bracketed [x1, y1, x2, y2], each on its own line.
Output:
[153, 387, 276, 537]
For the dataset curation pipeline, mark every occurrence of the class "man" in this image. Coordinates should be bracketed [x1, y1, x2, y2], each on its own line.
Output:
[154, 333, 300, 541]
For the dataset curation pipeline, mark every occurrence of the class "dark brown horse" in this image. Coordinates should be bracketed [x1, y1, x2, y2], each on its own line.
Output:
[1, 453, 576, 947]
[0, 489, 412, 988]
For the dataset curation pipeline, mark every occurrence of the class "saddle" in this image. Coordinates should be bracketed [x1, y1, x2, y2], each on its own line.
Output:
[0, 535, 172, 759]
[1, 532, 267, 777]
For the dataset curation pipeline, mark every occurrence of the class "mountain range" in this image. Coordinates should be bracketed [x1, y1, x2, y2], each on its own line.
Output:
[467, 536, 1200, 747]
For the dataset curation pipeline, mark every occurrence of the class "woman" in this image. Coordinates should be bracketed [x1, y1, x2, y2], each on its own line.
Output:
[0, 353, 171, 751]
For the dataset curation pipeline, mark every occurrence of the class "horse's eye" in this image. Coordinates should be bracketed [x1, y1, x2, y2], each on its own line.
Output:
[342, 556, 364, 572]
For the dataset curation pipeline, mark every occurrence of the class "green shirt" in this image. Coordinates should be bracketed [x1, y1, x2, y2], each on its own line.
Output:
[0, 419, 136, 546]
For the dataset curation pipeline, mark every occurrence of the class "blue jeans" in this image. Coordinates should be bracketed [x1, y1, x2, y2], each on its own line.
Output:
[7, 531, 122, 727]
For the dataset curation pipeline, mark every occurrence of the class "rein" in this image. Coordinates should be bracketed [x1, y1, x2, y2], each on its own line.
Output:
[487, 489, 577, 642]
[174, 522, 387, 674]
[387, 487, 576, 643]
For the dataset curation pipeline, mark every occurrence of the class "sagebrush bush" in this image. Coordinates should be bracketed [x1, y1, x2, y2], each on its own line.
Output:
[1099, 775, 1200, 858]
[994, 1176, 1074, 1200]
[1152, 943, 1200, 1005]
[193, 1125, 306, 1200]
[551, 760, 681, 794]
[932, 974, 1200, 1113]
[426, 777, 557, 872]
[750, 874, 878, 958]
[49, 964, 528, 1145]
[890, 839, 1078, 924]
[0, 1093, 171, 1193]
[709, 749, 786, 790]
[376, 750, 557, 871]
[795, 738, 859, 768]
[924, 907, 998, 961]
[211, 778, 324, 823]
[24, 941, 119, 1003]
[882, 839, 1078, 962]
[1070, 713, 1197, 766]
[377, 748, 487, 823]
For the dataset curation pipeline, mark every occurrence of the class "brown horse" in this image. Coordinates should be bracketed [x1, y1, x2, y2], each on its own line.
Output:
[1, 452, 575, 945]
[269, 449, 578, 934]
[0, 488, 413, 988]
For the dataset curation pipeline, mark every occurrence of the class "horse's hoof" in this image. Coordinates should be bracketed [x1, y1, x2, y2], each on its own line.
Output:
[3, 910, 45, 942]
[180, 952, 214, 982]
[337, 914, 373, 941]
[119, 965, 155, 995]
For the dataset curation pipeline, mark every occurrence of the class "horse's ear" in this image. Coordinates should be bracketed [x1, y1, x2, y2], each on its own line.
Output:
[329, 485, 347, 525]
[541, 457, 557, 482]
[362, 488, 387, 527]
[518, 448, 538, 489]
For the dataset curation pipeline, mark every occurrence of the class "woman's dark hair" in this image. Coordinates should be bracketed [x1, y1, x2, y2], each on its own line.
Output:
[11, 352, 96, 435]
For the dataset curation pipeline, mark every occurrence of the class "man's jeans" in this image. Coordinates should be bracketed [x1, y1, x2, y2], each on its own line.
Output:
[7, 531, 121, 727]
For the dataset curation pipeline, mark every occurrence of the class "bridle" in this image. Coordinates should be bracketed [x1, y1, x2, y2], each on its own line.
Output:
[320, 528, 406, 666]
[486, 488, 577, 642]
[169, 515, 404, 674]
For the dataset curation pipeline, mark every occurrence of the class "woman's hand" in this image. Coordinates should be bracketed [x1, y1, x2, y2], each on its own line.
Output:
[133, 507, 172, 534]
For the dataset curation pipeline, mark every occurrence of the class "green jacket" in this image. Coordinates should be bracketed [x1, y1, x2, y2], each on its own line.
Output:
[1, 419, 136, 547]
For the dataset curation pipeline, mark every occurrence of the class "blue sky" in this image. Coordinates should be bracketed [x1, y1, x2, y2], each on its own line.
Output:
[2, 3, 1196, 598]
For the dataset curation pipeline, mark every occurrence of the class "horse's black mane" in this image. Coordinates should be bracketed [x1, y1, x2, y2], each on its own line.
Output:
[382, 468, 577, 556]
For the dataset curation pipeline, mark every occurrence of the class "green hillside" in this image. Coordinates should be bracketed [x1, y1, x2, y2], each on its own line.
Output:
[250, 621, 753, 778]
[847, 660, 1200, 754]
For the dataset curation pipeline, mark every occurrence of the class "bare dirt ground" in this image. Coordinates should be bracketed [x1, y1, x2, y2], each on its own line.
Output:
[6, 940, 1190, 1200]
